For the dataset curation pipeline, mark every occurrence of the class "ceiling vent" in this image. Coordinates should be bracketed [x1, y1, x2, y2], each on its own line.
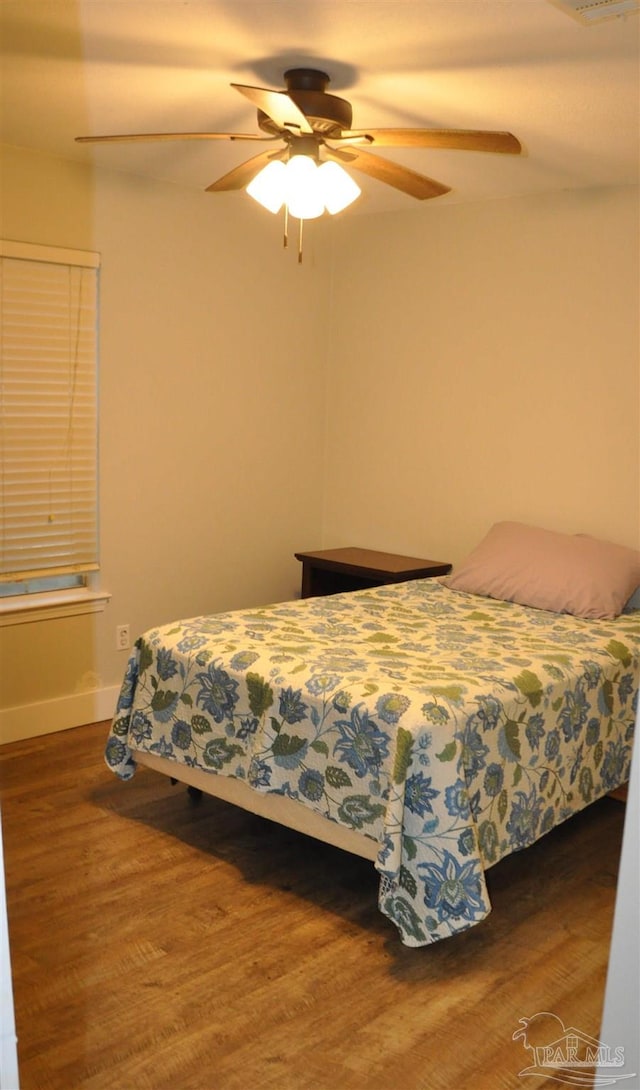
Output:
[548, 0, 639, 23]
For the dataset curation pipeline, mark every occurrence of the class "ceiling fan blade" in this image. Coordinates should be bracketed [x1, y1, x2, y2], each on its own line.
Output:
[75, 132, 277, 144]
[231, 83, 313, 135]
[205, 148, 286, 192]
[339, 128, 521, 154]
[325, 146, 450, 200]
[324, 144, 358, 162]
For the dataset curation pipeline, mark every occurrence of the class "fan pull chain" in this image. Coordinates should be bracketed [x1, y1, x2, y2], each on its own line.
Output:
[280, 206, 306, 264]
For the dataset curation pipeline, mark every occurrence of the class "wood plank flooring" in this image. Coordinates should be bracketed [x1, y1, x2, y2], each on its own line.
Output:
[0, 722, 626, 1090]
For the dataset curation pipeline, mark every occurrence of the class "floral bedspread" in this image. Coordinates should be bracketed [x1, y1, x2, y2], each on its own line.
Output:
[105, 580, 640, 947]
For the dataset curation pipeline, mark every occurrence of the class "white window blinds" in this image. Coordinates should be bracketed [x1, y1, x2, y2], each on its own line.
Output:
[0, 240, 100, 583]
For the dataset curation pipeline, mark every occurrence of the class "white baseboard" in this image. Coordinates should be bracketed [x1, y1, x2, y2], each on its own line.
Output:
[0, 808, 19, 1090]
[0, 810, 19, 1090]
[0, 686, 120, 746]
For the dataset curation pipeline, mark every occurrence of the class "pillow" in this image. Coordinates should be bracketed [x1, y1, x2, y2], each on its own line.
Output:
[441, 521, 640, 620]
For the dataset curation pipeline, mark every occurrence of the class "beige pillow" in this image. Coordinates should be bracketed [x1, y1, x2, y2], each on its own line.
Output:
[442, 521, 640, 620]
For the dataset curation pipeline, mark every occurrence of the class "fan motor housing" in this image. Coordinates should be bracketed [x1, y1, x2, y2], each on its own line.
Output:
[257, 67, 353, 138]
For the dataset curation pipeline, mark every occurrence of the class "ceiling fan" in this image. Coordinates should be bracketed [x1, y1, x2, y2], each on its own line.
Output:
[76, 67, 521, 197]
[76, 68, 521, 257]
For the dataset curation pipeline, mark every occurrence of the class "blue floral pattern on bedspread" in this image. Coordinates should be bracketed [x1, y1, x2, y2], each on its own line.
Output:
[105, 581, 640, 947]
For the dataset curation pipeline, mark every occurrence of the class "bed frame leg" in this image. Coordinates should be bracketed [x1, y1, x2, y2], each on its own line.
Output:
[169, 776, 203, 803]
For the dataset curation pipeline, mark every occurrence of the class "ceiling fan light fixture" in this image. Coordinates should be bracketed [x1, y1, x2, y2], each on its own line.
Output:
[247, 154, 360, 221]
[317, 161, 361, 214]
[285, 155, 324, 220]
[246, 159, 287, 213]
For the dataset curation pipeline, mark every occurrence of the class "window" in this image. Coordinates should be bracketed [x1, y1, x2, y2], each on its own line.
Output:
[0, 240, 105, 618]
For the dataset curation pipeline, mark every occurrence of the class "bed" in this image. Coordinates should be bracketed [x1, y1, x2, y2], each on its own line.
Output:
[105, 523, 640, 948]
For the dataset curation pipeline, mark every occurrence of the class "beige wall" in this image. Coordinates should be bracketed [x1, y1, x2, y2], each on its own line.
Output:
[0, 144, 331, 728]
[1, 145, 638, 738]
[324, 185, 640, 565]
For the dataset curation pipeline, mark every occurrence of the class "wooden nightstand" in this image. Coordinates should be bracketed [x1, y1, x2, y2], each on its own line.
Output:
[294, 547, 452, 599]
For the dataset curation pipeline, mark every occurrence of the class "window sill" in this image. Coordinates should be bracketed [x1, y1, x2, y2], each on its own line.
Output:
[0, 588, 111, 627]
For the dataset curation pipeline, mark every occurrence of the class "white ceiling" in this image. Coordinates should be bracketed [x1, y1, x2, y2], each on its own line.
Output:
[1, 0, 639, 216]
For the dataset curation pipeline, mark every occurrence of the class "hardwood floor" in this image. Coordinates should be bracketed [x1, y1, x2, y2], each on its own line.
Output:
[0, 722, 626, 1090]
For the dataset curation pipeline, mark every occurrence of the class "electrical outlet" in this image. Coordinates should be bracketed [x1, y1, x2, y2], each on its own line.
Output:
[116, 624, 130, 651]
